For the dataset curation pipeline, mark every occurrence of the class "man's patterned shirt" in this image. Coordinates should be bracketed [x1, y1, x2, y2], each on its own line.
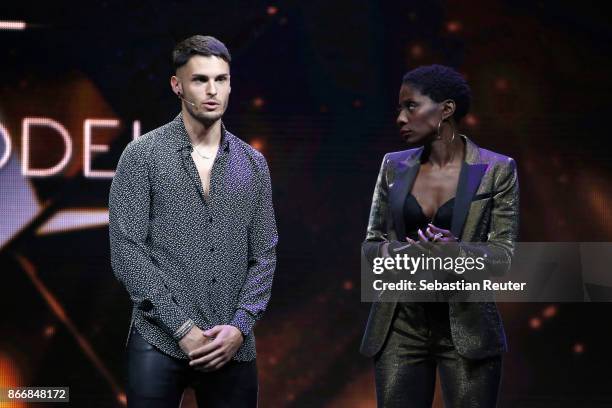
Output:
[109, 113, 278, 361]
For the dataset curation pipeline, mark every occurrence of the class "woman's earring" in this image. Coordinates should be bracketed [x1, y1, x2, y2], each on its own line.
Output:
[437, 117, 456, 143]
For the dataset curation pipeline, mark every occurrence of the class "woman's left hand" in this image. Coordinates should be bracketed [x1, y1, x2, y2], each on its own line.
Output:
[424, 223, 458, 243]
[406, 223, 458, 255]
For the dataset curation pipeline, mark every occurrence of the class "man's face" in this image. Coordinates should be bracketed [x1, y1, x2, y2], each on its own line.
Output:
[172, 55, 231, 124]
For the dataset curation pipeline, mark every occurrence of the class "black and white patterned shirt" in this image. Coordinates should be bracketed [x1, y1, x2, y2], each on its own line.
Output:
[109, 113, 277, 361]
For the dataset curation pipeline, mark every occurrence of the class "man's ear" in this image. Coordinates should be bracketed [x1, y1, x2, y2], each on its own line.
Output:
[170, 75, 180, 96]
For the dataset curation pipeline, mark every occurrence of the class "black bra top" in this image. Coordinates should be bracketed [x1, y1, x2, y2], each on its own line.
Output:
[403, 193, 454, 241]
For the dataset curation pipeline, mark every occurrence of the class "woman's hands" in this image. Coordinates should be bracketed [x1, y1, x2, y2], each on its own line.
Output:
[406, 223, 459, 255]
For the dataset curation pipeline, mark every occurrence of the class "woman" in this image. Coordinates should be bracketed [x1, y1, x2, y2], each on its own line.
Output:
[360, 65, 519, 407]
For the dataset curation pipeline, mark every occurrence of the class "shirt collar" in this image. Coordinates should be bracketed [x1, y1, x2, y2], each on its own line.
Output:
[169, 113, 231, 153]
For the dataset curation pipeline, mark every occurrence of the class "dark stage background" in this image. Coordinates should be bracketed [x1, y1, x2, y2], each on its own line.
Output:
[1, 1, 612, 407]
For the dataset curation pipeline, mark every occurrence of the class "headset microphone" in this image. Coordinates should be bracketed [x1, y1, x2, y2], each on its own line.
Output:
[178, 92, 198, 110]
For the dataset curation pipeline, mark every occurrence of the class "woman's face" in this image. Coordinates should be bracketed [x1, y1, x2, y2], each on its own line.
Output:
[396, 83, 444, 145]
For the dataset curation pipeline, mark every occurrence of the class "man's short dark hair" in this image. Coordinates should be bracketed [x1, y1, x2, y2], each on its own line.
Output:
[402, 64, 472, 122]
[172, 35, 231, 71]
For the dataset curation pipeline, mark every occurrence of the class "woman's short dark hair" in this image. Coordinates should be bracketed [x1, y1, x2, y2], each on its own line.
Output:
[172, 35, 231, 71]
[402, 64, 472, 122]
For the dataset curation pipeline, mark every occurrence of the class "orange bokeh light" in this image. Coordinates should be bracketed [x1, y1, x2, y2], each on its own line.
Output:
[0, 354, 25, 408]
[410, 44, 424, 59]
[542, 305, 557, 318]
[117, 392, 127, 406]
[250, 138, 265, 151]
[447, 21, 462, 33]
[44, 325, 56, 338]
[573, 343, 584, 354]
[464, 114, 478, 127]
[253, 97, 265, 108]
[529, 317, 542, 329]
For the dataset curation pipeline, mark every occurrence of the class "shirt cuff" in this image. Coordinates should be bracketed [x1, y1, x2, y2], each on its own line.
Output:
[172, 319, 195, 341]
[230, 309, 256, 338]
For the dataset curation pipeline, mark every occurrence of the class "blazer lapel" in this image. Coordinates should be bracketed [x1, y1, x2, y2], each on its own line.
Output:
[389, 149, 422, 240]
[451, 136, 487, 239]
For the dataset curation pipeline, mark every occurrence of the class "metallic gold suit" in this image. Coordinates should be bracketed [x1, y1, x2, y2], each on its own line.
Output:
[361, 134, 519, 360]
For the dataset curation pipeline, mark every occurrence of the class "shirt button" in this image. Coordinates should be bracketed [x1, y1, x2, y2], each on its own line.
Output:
[208, 217, 213, 223]
[212, 277, 217, 283]
[210, 246, 215, 252]
[138, 299, 153, 312]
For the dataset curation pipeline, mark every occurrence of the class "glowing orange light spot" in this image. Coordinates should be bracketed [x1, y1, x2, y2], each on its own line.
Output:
[542, 305, 557, 318]
[117, 392, 127, 406]
[529, 317, 541, 329]
[253, 97, 265, 108]
[0, 354, 25, 407]
[353, 99, 363, 108]
[573, 343, 584, 353]
[44, 325, 56, 338]
[447, 21, 462, 33]
[464, 114, 478, 127]
[343, 280, 354, 290]
[410, 44, 423, 59]
[267, 6, 278, 16]
[250, 138, 264, 151]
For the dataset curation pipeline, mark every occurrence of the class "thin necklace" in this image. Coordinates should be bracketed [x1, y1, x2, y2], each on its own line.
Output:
[192, 143, 213, 159]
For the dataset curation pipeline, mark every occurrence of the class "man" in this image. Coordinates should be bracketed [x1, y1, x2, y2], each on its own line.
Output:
[109, 35, 277, 408]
